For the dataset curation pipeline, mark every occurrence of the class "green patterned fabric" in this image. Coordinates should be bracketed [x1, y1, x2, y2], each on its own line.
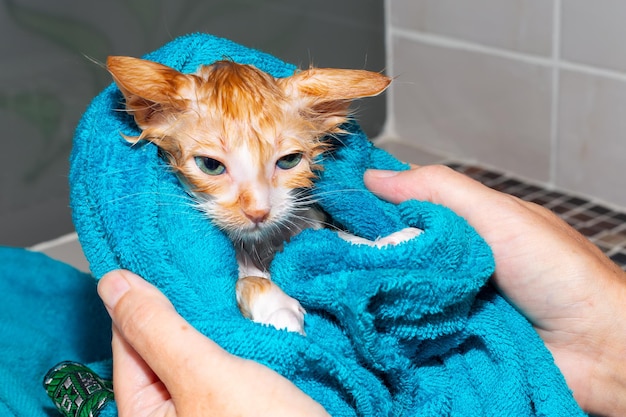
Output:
[44, 362, 113, 417]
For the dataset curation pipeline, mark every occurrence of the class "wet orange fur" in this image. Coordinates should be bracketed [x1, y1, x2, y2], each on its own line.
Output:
[107, 56, 390, 232]
[235, 276, 273, 319]
[107, 56, 391, 328]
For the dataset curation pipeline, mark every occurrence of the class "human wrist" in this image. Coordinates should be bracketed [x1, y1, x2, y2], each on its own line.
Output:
[589, 275, 626, 416]
[588, 348, 626, 416]
[529, 252, 626, 417]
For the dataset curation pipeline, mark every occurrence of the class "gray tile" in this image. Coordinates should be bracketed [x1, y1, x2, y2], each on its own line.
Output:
[390, 0, 553, 56]
[610, 251, 626, 267]
[556, 70, 626, 207]
[376, 139, 447, 165]
[391, 36, 553, 181]
[561, 0, 626, 72]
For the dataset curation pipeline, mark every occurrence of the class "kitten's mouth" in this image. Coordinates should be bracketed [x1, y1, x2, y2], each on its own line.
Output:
[229, 223, 279, 250]
[248, 223, 264, 232]
[220, 218, 272, 238]
[242, 220, 272, 235]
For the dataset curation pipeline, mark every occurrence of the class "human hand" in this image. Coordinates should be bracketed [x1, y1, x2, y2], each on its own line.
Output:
[97, 269, 330, 417]
[365, 165, 626, 417]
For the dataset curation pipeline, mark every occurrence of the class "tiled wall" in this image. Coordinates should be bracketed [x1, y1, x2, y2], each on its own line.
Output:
[385, 0, 626, 208]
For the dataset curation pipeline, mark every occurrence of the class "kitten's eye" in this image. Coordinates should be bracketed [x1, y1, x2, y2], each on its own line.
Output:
[194, 156, 226, 175]
[276, 153, 303, 170]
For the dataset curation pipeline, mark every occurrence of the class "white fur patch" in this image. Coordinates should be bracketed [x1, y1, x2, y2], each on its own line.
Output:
[247, 281, 306, 335]
[338, 227, 423, 248]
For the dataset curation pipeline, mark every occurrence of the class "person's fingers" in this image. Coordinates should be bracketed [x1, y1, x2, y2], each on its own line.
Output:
[111, 324, 173, 417]
[99, 270, 331, 417]
[367, 166, 618, 273]
[111, 323, 156, 399]
[364, 165, 530, 244]
[98, 270, 230, 396]
[365, 165, 508, 211]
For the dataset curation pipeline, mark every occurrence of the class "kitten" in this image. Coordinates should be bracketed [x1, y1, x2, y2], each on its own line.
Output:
[107, 56, 420, 335]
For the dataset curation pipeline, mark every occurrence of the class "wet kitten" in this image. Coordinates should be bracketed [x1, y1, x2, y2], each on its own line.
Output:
[107, 56, 419, 335]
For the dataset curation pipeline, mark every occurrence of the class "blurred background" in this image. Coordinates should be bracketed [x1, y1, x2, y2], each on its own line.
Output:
[3, 1, 626, 258]
[0, 0, 385, 246]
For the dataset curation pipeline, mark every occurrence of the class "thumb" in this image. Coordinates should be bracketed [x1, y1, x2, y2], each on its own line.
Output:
[364, 165, 503, 220]
[98, 270, 230, 395]
[99, 270, 332, 417]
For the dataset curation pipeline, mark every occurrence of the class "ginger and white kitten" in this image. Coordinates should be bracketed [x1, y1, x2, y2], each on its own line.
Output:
[107, 56, 420, 335]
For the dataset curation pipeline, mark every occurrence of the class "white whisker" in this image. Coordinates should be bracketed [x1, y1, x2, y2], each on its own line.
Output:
[312, 188, 371, 198]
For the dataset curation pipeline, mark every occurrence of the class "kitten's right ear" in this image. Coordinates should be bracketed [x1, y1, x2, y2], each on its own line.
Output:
[279, 67, 391, 134]
[107, 56, 193, 136]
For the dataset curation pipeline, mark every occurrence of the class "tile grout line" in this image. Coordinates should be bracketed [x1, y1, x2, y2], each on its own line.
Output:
[382, 0, 398, 139]
[390, 27, 554, 67]
[390, 26, 626, 83]
[549, 0, 561, 187]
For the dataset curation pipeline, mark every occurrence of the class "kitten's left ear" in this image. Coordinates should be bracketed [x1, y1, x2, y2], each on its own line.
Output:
[279, 67, 391, 132]
[107, 56, 194, 139]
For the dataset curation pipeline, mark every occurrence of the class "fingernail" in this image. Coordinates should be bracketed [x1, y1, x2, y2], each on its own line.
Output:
[365, 169, 400, 179]
[98, 271, 131, 309]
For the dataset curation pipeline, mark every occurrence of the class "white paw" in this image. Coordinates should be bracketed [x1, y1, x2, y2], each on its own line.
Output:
[265, 305, 306, 335]
[237, 276, 306, 335]
[338, 227, 422, 248]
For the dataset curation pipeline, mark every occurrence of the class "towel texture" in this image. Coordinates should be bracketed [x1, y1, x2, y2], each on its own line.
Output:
[62, 33, 586, 416]
[0, 247, 112, 417]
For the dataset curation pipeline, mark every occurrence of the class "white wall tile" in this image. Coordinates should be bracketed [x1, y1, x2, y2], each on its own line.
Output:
[391, 35, 553, 180]
[556, 70, 626, 206]
[561, 0, 626, 72]
[390, 0, 553, 56]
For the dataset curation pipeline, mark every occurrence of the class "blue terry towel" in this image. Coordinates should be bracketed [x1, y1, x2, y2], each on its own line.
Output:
[0, 247, 112, 417]
[63, 33, 585, 416]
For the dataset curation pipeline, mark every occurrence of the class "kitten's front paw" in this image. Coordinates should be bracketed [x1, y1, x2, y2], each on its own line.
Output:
[236, 276, 306, 335]
[265, 305, 306, 335]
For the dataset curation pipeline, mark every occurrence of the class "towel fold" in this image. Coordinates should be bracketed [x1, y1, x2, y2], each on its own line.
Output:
[50, 33, 586, 416]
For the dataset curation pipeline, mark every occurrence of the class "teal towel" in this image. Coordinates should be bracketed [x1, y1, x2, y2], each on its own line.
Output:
[0, 247, 112, 416]
[58, 33, 585, 416]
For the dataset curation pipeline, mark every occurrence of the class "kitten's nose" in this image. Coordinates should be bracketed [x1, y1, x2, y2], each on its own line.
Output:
[243, 208, 270, 225]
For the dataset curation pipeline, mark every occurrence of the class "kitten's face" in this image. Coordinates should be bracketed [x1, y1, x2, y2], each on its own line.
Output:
[107, 57, 391, 239]
[185, 140, 312, 237]
[164, 81, 326, 238]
